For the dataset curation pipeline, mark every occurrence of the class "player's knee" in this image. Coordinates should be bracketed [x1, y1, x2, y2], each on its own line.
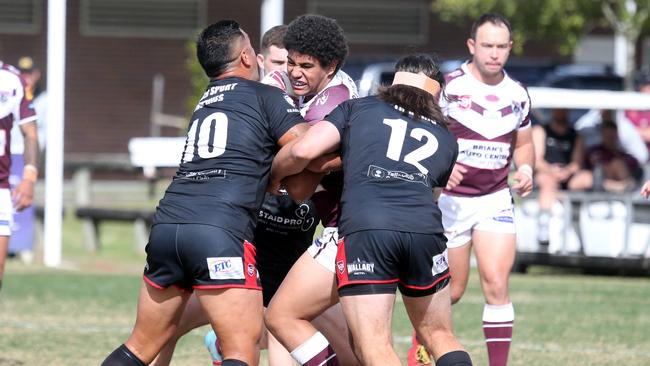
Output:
[263, 307, 284, 336]
[450, 286, 465, 304]
[482, 279, 509, 301]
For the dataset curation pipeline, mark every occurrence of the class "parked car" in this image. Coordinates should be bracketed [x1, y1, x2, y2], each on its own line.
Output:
[534, 63, 624, 125]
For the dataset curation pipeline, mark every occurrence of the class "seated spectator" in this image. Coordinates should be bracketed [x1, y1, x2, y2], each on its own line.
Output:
[575, 108, 648, 165]
[532, 108, 587, 242]
[572, 119, 644, 193]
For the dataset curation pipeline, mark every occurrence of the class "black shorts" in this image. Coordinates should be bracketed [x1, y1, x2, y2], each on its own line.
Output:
[336, 230, 450, 297]
[257, 261, 294, 307]
[143, 223, 261, 292]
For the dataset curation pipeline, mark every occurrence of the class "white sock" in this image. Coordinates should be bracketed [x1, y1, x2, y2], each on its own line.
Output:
[290, 331, 331, 365]
[482, 302, 515, 322]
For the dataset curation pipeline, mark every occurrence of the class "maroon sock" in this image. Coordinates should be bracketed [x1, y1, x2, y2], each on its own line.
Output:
[291, 331, 339, 366]
[303, 345, 339, 366]
[482, 303, 514, 366]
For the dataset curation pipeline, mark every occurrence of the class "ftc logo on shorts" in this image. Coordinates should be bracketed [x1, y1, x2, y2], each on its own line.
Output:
[206, 257, 245, 280]
[431, 249, 449, 276]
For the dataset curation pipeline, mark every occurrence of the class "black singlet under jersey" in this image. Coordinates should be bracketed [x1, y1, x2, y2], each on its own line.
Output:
[543, 124, 577, 166]
[326, 96, 458, 236]
[153, 77, 304, 239]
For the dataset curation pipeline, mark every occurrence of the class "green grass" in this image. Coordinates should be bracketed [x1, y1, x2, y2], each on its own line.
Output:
[2, 213, 650, 365]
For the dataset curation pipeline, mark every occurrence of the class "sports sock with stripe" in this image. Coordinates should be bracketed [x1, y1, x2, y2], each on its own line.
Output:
[290, 331, 340, 366]
[482, 302, 514, 366]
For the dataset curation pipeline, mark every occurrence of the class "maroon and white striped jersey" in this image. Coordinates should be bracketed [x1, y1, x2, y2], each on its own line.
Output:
[440, 62, 531, 197]
[0, 62, 37, 188]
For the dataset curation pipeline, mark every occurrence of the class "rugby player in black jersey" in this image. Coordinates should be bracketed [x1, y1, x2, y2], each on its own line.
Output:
[270, 54, 473, 366]
[149, 17, 358, 366]
[101, 20, 308, 366]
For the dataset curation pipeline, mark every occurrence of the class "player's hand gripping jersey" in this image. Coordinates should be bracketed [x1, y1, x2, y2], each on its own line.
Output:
[440, 62, 531, 196]
[0, 62, 37, 188]
[326, 97, 458, 236]
[153, 77, 304, 239]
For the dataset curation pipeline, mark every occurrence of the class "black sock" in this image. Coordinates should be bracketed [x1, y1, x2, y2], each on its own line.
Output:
[101, 344, 146, 366]
[222, 360, 249, 366]
[436, 350, 472, 366]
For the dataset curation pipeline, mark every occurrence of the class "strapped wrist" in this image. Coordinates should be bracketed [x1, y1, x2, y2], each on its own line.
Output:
[23, 164, 38, 183]
[517, 164, 533, 180]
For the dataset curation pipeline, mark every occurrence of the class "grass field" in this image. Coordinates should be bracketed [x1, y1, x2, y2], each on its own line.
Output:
[1, 213, 650, 365]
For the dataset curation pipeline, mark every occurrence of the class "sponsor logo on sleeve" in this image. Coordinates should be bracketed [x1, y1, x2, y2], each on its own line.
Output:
[206, 257, 245, 280]
[458, 95, 472, 110]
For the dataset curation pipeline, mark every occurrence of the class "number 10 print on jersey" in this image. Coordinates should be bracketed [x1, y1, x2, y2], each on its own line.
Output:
[183, 111, 229, 162]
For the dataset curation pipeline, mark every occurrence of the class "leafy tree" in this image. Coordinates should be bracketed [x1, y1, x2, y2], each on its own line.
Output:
[185, 39, 209, 118]
[432, 0, 650, 89]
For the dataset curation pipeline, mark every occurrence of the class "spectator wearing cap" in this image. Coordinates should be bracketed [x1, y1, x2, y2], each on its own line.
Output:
[13, 57, 46, 155]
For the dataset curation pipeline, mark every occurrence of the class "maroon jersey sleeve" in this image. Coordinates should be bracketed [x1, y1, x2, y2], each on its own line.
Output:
[304, 84, 351, 124]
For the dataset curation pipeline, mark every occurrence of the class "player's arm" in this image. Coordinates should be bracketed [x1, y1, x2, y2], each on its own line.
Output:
[270, 121, 340, 196]
[565, 134, 584, 176]
[511, 126, 535, 197]
[641, 180, 650, 198]
[277, 122, 309, 147]
[13, 121, 39, 211]
[306, 153, 341, 173]
[531, 125, 549, 173]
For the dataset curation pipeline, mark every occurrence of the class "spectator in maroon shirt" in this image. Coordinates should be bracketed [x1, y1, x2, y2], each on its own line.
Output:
[572, 118, 644, 193]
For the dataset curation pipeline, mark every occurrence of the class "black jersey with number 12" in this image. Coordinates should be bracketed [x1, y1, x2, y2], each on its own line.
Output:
[326, 96, 458, 236]
[153, 77, 304, 239]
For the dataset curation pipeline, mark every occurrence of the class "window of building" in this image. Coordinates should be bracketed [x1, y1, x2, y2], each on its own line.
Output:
[308, 0, 428, 44]
[80, 0, 206, 39]
[0, 0, 42, 34]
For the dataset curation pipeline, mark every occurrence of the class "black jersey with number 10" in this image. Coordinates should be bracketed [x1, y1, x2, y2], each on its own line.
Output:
[153, 77, 304, 239]
[326, 96, 458, 236]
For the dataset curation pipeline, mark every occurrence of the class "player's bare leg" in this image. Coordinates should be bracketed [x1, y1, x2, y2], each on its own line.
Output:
[103, 281, 191, 365]
[408, 240, 473, 366]
[267, 330, 294, 366]
[197, 287, 264, 366]
[447, 240, 473, 304]
[266, 253, 337, 351]
[310, 303, 357, 365]
[339, 293, 400, 366]
[473, 230, 516, 366]
[0, 236, 8, 292]
[151, 293, 208, 366]
[266, 252, 359, 365]
[403, 286, 471, 365]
